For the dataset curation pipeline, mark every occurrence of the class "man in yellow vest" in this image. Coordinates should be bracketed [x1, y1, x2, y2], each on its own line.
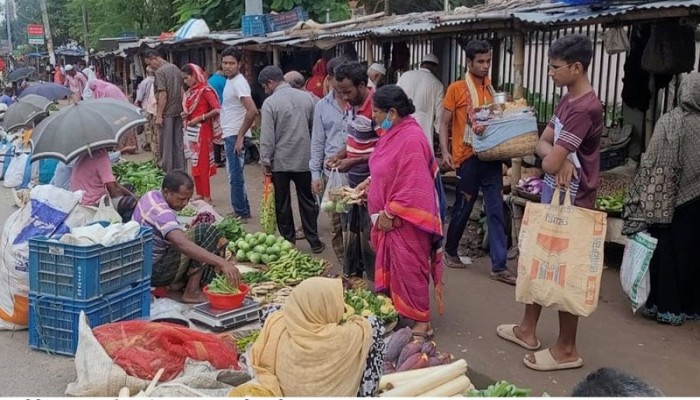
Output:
[438, 40, 515, 285]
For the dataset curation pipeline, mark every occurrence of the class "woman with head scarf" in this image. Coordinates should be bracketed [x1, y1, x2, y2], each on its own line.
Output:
[181, 63, 220, 204]
[623, 73, 700, 326]
[249, 277, 384, 397]
[88, 79, 138, 154]
[306, 58, 327, 98]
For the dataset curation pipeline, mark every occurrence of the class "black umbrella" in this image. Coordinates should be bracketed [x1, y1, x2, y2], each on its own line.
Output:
[2, 94, 53, 132]
[31, 98, 147, 164]
[8, 67, 37, 82]
[18, 82, 72, 101]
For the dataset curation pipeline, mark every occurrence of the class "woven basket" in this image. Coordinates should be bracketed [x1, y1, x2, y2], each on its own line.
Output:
[476, 131, 538, 161]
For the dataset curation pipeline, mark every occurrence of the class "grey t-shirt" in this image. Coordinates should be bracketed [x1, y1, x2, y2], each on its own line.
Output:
[154, 61, 184, 118]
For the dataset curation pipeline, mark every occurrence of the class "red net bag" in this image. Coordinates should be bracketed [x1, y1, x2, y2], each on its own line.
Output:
[93, 320, 239, 381]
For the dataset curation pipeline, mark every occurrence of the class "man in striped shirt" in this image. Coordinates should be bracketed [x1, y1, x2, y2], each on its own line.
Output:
[133, 171, 240, 303]
[327, 61, 378, 281]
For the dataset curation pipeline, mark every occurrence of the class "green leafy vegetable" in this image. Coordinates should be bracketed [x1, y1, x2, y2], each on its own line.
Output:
[215, 216, 247, 242]
[112, 160, 165, 196]
[467, 381, 531, 397]
[207, 274, 241, 295]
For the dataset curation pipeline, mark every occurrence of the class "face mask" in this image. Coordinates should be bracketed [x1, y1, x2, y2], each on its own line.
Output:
[380, 117, 392, 130]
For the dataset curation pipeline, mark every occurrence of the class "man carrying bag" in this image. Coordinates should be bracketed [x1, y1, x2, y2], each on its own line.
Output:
[496, 34, 606, 372]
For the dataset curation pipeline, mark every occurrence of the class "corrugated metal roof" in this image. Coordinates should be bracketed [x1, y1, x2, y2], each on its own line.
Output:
[515, 0, 700, 25]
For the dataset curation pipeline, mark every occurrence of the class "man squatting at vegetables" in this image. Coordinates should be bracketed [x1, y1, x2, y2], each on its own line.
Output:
[132, 170, 241, 303]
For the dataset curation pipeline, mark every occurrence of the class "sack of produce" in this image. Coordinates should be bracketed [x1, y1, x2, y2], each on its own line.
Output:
[619, 231, 657, 313]
[515, 189, 607, 317]
[260, 175, 276, 235]
[320, 168, 352, 213]
[473, 113, 538, 161]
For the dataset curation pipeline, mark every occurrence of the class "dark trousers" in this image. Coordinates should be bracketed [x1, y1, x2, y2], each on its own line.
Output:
[444, 156, 507, 272]
[214, 143, 224, 164]
[272, 171, 322, 248]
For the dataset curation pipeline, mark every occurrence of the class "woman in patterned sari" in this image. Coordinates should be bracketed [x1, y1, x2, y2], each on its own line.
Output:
[365, 85, 446, 340]
[181, 63, 221, 204]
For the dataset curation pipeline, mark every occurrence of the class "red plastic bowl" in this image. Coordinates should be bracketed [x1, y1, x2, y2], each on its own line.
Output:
[203, 283, 250, 310]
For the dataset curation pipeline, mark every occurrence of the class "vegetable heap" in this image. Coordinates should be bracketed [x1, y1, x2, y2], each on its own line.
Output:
[262, 249, 325, 284]
[207, 274, 241, 295]
[467, 381, 532, 397]
[382, 327, 454, 374]
[241, 271, 268, 285]
[516, 176, 543, 195]
[176, 206, 197, 217]
[229, 232, 294, 265]
[215, 216, 247, 242]
[321, 185, 363, 213]
[596, 193, 624, 212]
[378, 359, 472, 397]
[235, 330, 260, 353]
[260, 177, 276, 234]
[112, 160, 164, 196]
[343, 289, 398, 323]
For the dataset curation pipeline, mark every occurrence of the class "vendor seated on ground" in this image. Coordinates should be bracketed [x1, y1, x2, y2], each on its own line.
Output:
[246, 277, 383, 397]
[132, 170, 241, 303]
[69, 148, 137, 221]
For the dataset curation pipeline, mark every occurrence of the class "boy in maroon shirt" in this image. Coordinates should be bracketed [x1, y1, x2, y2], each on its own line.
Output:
[497, 34, 603, 371]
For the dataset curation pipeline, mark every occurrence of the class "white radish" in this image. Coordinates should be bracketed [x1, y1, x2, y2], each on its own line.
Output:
[379, 364, 455, 391]
[118, 387, 130, 398]
[418, 375, 472, 397]
[380, 359, 467, 397]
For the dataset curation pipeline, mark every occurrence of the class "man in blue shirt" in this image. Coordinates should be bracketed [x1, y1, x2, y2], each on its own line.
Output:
[0, 87, 15, 106]
[208, 66, 227, 167]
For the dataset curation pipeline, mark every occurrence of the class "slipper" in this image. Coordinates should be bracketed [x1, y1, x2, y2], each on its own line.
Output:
[496, 324, 541, 351]
[523, 348, 583, 371]
[490, 270, 517, 286]
[412, 329, 435, 342]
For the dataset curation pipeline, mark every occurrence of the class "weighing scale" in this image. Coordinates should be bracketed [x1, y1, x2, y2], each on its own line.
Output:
[187, 298, 261, 332]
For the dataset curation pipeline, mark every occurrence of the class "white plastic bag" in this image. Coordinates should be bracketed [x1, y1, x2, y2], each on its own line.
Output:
[3, 152, 29, 188]
[92, 195, 122, 224]
[320, 168, 351, 213]
[620, 231, 658, 313]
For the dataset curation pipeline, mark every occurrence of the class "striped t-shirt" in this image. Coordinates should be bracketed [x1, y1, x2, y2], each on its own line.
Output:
[346, 88, 379, 187]
[132, 190, 183, 262]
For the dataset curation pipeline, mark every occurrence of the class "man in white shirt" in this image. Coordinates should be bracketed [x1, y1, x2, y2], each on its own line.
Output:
[397, 54, 444, 152]
[220, 46, 257, 219]
[367, 63, 386, 89]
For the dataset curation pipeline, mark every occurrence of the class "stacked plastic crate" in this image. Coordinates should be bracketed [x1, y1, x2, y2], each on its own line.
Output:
[27, 226, 154, 355]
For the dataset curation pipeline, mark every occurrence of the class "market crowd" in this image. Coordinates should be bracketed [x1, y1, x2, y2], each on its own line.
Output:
[53, 31, 698, 395]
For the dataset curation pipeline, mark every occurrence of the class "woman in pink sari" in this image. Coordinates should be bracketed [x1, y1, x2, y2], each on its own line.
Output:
[89, 79, 138, 154]
[365, 85, 446, 341]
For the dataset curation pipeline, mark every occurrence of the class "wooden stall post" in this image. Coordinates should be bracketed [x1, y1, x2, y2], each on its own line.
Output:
[273, 47, 281, 67]
[211, 45, 218, 73]
[509, 31, 527, 254]
[366, 38, 374, 65]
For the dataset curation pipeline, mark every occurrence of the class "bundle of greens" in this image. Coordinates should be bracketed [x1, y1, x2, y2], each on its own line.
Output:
[207, 274, 240, 295]
[112, 160, 164, 196]
[215, 216, 247, 242]
[467, 381, 532, 397]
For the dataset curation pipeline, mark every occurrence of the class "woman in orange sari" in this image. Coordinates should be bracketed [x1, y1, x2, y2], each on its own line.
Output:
[366, 85, 446, 341]
[181, 63, 220, 204]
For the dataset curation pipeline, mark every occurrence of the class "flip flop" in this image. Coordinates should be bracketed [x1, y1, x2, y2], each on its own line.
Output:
[496, 324, 541, 351]
[490, 271, 517, 286]
[523, 348, 583, 371]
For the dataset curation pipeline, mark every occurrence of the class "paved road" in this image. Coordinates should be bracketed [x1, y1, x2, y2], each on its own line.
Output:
[0, 154, 698, 396]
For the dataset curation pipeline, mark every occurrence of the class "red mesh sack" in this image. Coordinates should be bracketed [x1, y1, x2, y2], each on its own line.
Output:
[93, 320, 239, 381]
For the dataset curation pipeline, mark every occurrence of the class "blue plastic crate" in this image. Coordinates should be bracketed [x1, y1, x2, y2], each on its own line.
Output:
[29, 279, 151, 356]
[29, 227, 153, 301]
[242, 15, 267, 37]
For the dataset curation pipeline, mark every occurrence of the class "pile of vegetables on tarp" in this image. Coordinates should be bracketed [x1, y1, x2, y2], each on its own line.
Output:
[344, 289, 398, 324]
[112, 160, 164, 196]
[382, 327, 455, 374]
[595, 174, 630, 213]
[228, 232, 294, 266]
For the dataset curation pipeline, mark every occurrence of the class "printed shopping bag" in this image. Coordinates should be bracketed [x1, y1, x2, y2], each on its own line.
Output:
[619, 231, 657, 313]
[515, 189, 608, 317]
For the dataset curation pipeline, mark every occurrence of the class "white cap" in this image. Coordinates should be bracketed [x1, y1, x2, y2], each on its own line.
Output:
[368, 63, 386, 75]
[422, 54, 439, 65]
[65, 64, 74, 71]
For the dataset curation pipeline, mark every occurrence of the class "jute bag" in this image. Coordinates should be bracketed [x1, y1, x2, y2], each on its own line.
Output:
[515, 189, 608, 317]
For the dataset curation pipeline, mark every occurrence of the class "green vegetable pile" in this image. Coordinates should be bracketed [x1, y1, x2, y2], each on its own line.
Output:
[241, 271, 268, 284]
[467, 381, 532, 397]
[112, 160, 164, 196]
[215, 216, 247, 242]
[263, 249, 325, 284]
[596, 193, 625, 212]
[177, 206, 197, 217]
[229, 232, 294, 265]
[235, 330, 260, 352]
[344, 289, 398, 323]
[207, 274, 241, 295]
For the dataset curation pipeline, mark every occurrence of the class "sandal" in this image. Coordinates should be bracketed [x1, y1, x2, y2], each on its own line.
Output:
[496, 324, 541, 350]
[490, 270, 517, 286]
[523, 348, 583, 371]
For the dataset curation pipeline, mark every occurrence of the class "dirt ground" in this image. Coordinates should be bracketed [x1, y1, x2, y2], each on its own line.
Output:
[0, 151, 698, 396]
